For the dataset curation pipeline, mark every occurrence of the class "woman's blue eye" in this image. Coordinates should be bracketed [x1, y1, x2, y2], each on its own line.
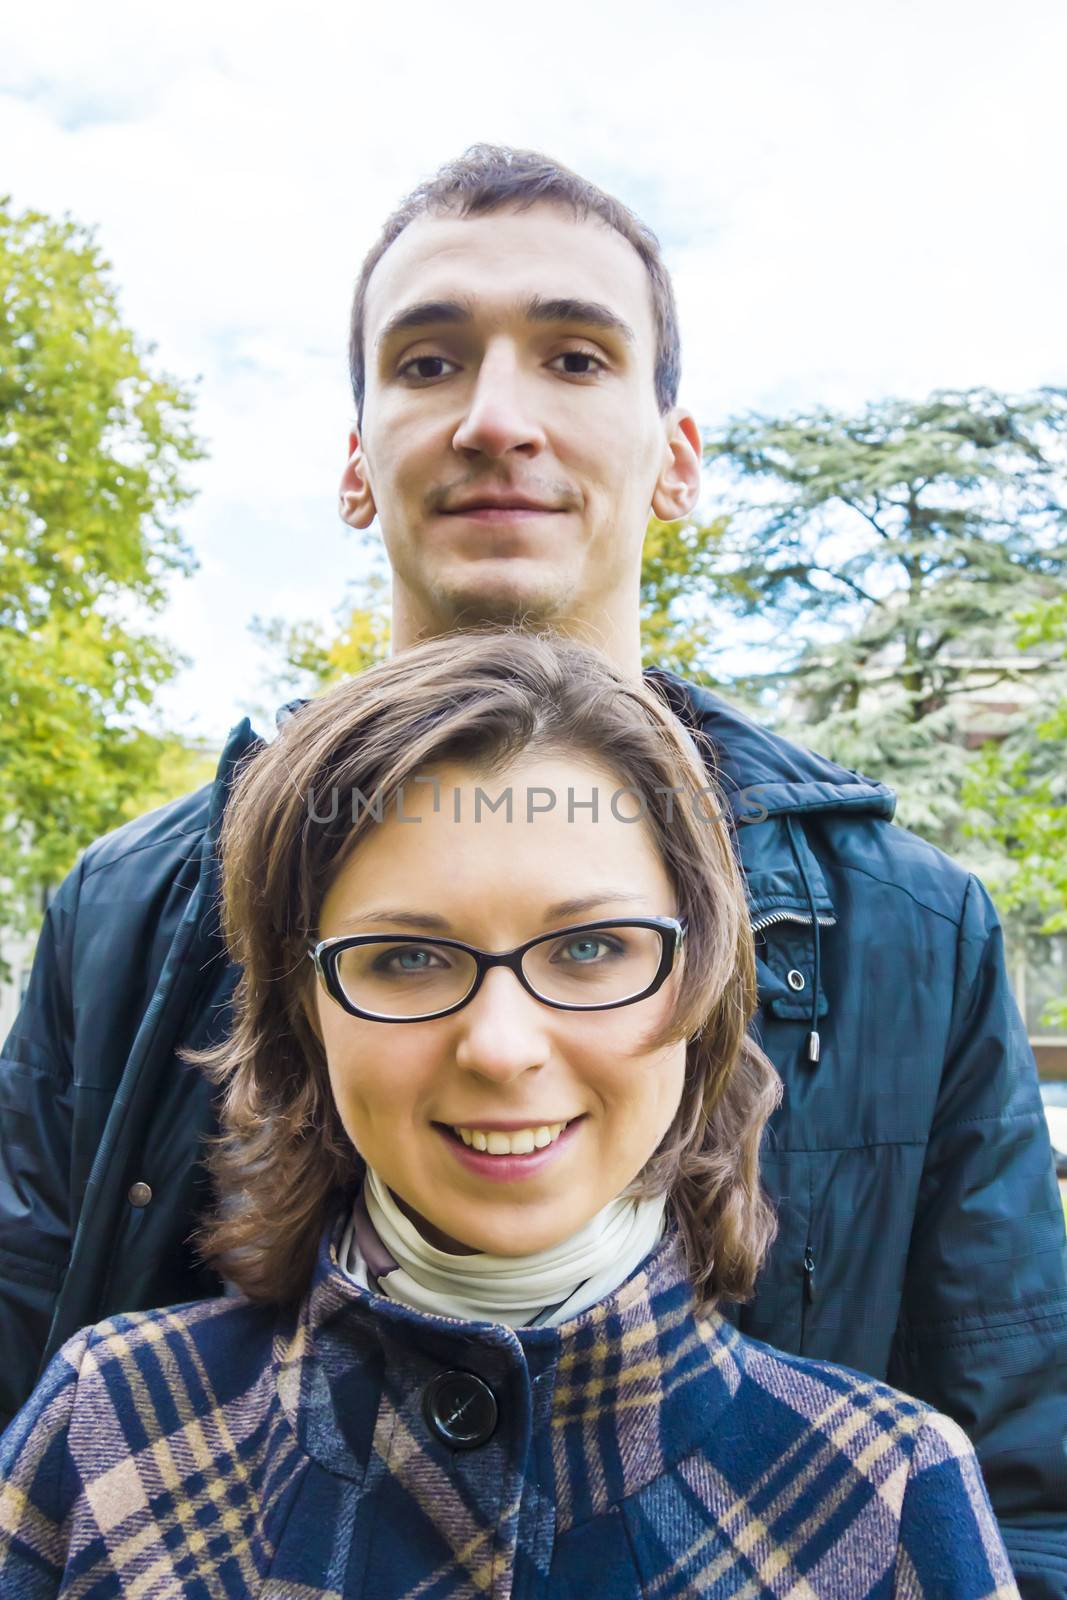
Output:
[557, 936, 622, 964]
[373, 946, 443, 974]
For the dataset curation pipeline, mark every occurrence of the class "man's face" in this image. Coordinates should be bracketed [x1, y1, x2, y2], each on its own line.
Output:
[342, 202, 699, 637]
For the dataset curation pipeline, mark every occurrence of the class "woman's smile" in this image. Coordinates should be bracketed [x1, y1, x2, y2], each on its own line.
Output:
[433, 1115, 586, 1183]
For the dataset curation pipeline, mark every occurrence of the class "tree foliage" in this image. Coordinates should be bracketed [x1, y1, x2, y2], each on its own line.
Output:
[639, 513, 737, 682]
[0, 197, 206, 944]
[702, 388, 1067, 855]
[964, 592, 1067, 1026]
[252, 568, 392, 694]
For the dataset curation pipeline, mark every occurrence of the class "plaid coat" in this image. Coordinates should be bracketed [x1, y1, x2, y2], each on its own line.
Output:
[0, 1217, 1019, 1599]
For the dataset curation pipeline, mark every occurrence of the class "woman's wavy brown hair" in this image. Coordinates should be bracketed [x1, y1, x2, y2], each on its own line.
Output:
[188, 627, 782, 1316]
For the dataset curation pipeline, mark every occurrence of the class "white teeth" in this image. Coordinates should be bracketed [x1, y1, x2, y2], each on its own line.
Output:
[452, 1120, 570, 1155]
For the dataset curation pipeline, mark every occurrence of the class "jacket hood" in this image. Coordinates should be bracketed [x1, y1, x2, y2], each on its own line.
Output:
[642, 667, 897, 823]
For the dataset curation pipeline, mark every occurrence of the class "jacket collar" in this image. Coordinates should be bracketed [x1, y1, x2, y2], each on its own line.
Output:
[642, 667, 897, 824]
[273, 1209, 745, 1531]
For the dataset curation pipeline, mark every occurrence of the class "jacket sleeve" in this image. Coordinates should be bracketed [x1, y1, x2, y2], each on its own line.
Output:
[0, 861, 81, 1435]
[894, 1410, 1020, 1599]
[0, 1326, 89, 1597]
[888, 873, 1067, 1600]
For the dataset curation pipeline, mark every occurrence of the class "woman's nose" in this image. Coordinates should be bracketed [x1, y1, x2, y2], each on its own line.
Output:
[452, 966, 552, 1080]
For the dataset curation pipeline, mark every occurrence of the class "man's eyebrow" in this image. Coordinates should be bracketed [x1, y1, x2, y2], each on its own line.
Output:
[375, 294, 636, 353]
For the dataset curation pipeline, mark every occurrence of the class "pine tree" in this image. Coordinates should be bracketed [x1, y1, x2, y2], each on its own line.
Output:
[701, 388, 1067, 865]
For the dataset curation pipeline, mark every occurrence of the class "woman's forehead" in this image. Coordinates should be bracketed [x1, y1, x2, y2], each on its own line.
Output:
[317, 754, 674, 936]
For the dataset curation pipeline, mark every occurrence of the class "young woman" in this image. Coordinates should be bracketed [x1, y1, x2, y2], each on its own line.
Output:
[0, 630, 1017, 1598]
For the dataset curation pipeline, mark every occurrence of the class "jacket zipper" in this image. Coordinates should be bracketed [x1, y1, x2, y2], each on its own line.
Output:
[750, 913, 829, 1348]
[801, 1245, 816, 1346]
[750, 909, 838, 935]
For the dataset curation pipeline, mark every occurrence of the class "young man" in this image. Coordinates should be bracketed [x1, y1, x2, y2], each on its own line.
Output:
[2, 146, 1064, 1596]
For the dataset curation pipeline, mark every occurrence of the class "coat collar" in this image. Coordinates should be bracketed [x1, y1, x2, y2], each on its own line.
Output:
[272, 1210, 746, 1532]
[642, 667, 897, 824]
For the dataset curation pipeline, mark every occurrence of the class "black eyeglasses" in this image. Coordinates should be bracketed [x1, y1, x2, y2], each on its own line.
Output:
[308, 916, 687, 1024]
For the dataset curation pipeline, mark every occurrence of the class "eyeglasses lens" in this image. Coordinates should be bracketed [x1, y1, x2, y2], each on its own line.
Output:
[335, 941, 477, 1018]
[522, 925, 663, 1006]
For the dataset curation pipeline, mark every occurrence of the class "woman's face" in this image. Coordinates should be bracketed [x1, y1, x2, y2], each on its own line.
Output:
[312, 752, 688, 1256]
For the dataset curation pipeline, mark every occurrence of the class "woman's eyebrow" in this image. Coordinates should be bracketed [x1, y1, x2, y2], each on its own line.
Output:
[375, 294, 636, 354]
[335, 891, 649, 936]
[541, 891, 649, 921]
[335, 910, 453, 933]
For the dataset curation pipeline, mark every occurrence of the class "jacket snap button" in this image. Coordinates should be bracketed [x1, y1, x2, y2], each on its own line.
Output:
[786, 969, 806, 991]
[127, 1181, 153, 1208]
[423, 1370, 498, 1450]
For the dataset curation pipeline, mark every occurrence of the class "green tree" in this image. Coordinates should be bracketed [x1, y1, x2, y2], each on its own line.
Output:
[639, 513, 739, 683]
[0, 197, 206, 948]
[702, 387, 1067, 857]
[251, 568, 392, 694]
[964, 591, 1067, 1027]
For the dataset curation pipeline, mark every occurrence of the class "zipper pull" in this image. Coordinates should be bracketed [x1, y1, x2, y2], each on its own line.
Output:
[803, 1247, 816, 1305]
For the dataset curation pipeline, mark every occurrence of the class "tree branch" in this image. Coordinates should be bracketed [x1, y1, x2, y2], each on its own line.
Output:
[839, 495, 892, 540]
[804, 564, 883, 606]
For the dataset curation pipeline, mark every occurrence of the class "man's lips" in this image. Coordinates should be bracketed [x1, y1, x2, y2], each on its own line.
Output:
[442, 490, 567, 515]
[443, 506, 562, 523]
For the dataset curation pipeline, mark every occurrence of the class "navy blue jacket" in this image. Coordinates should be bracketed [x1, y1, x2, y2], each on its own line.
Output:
[1, 668, 1065, 1595]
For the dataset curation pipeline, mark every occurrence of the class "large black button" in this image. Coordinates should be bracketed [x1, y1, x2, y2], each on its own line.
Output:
[422, 1370, 498, 1450]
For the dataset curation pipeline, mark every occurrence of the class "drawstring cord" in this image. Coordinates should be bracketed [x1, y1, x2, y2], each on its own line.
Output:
[785, 816, 822, 1064]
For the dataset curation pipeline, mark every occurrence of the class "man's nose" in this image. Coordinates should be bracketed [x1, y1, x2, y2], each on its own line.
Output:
[452, 966, 553, 1081]
[451, 345, 546, 459]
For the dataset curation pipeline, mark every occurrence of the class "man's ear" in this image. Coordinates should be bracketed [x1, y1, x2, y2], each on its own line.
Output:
[339, 427, 378, 530]
[650, 409, 702, 522]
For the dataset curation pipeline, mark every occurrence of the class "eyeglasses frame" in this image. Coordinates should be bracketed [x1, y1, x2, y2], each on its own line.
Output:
[308, 915, 688, 1024]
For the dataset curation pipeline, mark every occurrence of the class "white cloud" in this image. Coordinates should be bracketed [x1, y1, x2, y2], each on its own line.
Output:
[5, 0, 1065, 739]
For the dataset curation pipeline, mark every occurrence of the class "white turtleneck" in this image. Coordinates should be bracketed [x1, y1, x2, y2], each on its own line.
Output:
[338, 1167, 668, 1328]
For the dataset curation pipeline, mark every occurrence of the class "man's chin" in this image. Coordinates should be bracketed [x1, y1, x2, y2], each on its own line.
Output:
[433, 574, 575, 632]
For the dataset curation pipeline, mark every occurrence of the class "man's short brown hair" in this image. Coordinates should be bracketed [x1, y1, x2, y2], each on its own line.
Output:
[348, 143, 682, 427]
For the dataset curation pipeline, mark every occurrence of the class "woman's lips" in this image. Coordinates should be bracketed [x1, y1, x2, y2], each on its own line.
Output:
[433, 1118, 583, 1182]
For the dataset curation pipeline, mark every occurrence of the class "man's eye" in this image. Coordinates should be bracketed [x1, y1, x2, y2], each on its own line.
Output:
[397, 355, 458, 382]
[397, 349, 607, 383]
[551, 349, 607, 377]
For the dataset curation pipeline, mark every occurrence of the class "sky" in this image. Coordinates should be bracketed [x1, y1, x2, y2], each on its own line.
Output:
[4, 0, 1066, 744]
